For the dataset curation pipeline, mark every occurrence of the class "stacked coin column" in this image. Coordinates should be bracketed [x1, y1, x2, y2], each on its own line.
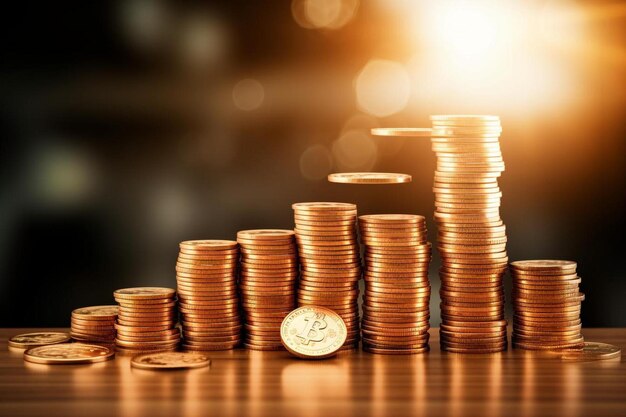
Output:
[431, 115, 508, 353]
[70, 305, 118, 344]
[510, 260, 584, 351]
[293, 202, 361, 349]
[359, 214, 432, 354]
[237, 229, 298, 351]
[113, 287, 180, 353]
[176, 240, 242, 351]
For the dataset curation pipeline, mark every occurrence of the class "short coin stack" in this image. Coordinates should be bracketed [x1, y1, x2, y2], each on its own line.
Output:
[510, 260, 585, 351]
[431, 115, 508, 353]
[176, 240, 242, 351]
[293, 202, 361, 350]
[70, 306, 118, 344]
[114, 287, 180, 353]
[359, 214, 432, 354]
[237, 229, 298, 351]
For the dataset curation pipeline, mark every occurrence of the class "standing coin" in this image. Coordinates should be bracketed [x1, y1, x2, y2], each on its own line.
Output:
[281, 306, 347, 359]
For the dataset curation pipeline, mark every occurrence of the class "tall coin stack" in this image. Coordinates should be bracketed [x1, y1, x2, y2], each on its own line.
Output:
[237, 229, 298, 351]
[293, 202, 361, 349]
[70, 305, 118, 344]
[431, 115, 508, 353]
[359, 214, 432, 354]
[176, 240, 242, 351]
[510, 260, 584, 351]
[114, 287, 180, 353]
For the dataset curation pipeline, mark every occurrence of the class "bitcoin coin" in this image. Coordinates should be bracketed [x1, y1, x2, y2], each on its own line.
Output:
[24, 343, 114, 364]
[130, 351, 211, 370]
[9, 332, 71, 350]
[280, 306, 347, 358]
[328, 172, 412, 184]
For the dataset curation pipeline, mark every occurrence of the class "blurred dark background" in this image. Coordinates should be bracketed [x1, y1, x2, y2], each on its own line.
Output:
[1, 0, 625, 327]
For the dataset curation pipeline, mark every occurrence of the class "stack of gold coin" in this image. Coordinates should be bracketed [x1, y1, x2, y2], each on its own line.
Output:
[431, 115, 508, 353]
[510, 260, 584, 351]
[113, 287, 180, 353]
[70, 306, 118, 344]
[292, 202, 361, 349]
[359, 214, 432, 354]
[237, 229, 298, 350]
[176, 240, 242, 351]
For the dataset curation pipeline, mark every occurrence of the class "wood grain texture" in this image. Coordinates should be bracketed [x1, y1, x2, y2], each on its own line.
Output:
[1, 328, 625, 417]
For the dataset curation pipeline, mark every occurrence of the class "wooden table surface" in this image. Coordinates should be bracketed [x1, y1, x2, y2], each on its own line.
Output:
[1, 328, 625, 417]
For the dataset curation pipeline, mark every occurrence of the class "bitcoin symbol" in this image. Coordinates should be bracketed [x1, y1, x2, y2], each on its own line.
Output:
[296, 313, 327, 345]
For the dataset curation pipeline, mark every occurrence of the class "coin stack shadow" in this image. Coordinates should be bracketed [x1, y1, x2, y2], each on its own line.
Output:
[176, 240, 242, 351]
[114, 288, 180, 353]
[360, 214, 432, 354]
[510, 260, 585, 351]
[293, 202, 361, 349]
[431, 115, 508, 353]
[238, 229, 298, 350]
[70, 306, 118, 344]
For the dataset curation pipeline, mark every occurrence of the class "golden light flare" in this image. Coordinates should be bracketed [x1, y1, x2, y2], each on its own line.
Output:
[232, 78, 265, 111]
[331, 130, 377, 170]
[299, 144, 333, 180]
[292, 0, 359, 30]
[355, 59, 411, 117]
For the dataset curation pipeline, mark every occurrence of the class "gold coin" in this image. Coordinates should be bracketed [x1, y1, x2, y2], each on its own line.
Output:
[370, 127, 432, 137]
[9, 332, 71, 349]
[292, 202, 357, 212]
[179, 240, 238, 250]
[114, 287, 176, 300]
[24, 343, 114, 364]
[280, 306, 347, 359]
[327, 172, 412, 184]
[130, 351, 210, 370]
[559, 342, 621, 361]
[71, 305, 118, 320]
[510, 260, 577, 271]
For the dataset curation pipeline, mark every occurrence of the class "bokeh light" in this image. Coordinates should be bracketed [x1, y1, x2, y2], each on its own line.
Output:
[355, 59, 411, 117]
[331, 130, 377, 170]
[292, 0, 359, 30]
[299, 144, 333, 180]
[232, 79, 265, 111]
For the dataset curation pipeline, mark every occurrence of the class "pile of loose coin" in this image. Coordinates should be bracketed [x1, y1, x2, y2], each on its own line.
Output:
[70, 305, 118, 344]
[114, 287, 180, 353]
[238, 229, 298, 350]
[176, 240, 242, 351]
[511, 260, 585, 351]
[360, 214, 432, 354]
[293, 202, 361, 350]
[431, 115, 508, 353]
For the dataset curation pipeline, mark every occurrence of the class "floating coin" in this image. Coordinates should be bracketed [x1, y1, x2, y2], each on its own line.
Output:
[130, 351, 211, 370]
[280, 306, 347, 359]
[370, 127, 432, 137]
[9, 332, 71, 349]
[328, 172, 412, 184]
[24, 343, 114, 364]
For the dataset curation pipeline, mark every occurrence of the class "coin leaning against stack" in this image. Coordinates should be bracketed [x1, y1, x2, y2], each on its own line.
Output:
[360, 214, 432, 354]
[510, 260, 585, 351]
[238, 229, 298, 351]
[176, 240, 242, 351]
[431, 115, 508, 353]
[293, 202, 361, 350]
[70, 305, 118, 344]
[114, 287, 180, 353]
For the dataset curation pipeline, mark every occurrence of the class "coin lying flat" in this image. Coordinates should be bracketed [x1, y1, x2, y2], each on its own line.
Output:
[130, 351, 211, 370]
[24, 343, 114, 364]
[560, 342, 621, 361]
[9, 332, 71, 349]
[281, 306, 347, 359]
[370, 127, 432, 137]
[328, 172, 412, 184]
